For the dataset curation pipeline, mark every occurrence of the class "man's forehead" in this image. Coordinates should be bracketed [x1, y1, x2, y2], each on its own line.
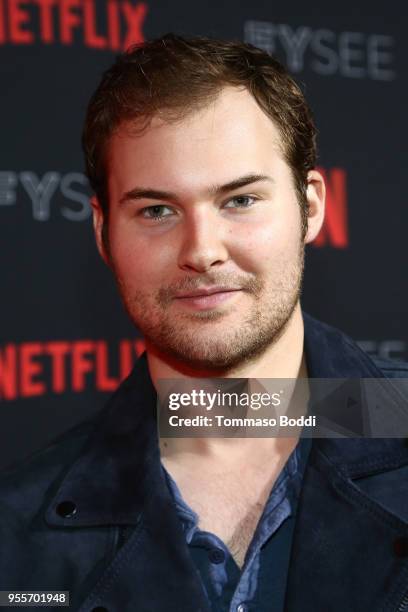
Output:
[104, 86, 289, 203]
[111, 86, 283, 150]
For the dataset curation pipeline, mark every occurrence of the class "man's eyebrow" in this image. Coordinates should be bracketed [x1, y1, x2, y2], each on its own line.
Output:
[119, 173, 274, 205]
[210, 173, 275, 196]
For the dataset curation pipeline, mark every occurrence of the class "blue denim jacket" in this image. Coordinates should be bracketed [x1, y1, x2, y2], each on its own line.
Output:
[0, 312, 408, 612]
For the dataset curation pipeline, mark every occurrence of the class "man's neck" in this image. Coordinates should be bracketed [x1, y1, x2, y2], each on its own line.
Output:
[149, 303, 308, 464]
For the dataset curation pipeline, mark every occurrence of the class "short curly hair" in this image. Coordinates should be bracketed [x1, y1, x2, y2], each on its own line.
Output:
[82, 33, 317, 239]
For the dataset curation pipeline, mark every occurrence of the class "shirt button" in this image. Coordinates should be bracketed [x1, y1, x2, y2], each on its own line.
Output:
[208, 548, 225, 564]
[237, 604, 247, 612]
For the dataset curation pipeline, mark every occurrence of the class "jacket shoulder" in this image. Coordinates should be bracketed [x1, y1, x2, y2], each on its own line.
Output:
[372, 356, 408, 378]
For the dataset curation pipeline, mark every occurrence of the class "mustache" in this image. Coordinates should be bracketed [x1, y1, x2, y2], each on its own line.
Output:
[157, 273, 264, 306]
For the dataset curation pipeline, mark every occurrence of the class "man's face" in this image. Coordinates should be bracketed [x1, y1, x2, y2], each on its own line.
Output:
[100, 87, 307, 372]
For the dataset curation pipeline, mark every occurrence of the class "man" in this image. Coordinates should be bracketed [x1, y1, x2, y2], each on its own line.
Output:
[1, 33, 408, 612]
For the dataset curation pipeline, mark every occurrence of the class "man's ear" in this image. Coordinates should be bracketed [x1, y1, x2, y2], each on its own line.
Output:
[304, 169, 326, 244]
[91, 196, 110, 266]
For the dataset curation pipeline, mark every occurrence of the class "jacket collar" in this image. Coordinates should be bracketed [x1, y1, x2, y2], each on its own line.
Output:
[46, 311, 407, 528]
[302, 311, 384, 378]
[303, 312, 408, 475]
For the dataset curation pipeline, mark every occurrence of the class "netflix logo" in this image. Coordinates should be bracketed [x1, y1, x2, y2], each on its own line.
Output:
[0, 338, 146, 401]
[314, 167, 348, 248]
[0, 0, 148, 50]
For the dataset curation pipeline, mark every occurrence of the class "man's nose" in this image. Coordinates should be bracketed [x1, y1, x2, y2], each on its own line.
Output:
[177, 210, 229, 273]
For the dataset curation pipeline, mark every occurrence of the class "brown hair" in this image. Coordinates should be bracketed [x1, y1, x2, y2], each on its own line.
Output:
[82, 33, 317, 238]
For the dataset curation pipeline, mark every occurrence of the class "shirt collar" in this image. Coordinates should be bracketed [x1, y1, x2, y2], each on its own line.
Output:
[161, 437, 313, 545]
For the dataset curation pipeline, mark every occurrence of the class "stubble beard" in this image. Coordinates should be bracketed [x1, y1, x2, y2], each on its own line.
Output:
[114, 241, 305, 374]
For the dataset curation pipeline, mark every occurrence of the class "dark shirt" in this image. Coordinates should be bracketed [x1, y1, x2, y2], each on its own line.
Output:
[162, 437, 312, 612]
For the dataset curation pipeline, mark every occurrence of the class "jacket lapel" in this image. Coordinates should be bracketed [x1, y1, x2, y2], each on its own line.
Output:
[285, 313, 408, 611]
[76, 486, 211, 612]
[45, 355, 211, 611]
[285, 440, 408, 611]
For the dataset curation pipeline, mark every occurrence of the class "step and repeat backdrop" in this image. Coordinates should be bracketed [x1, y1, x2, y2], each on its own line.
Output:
[1, 3, 407, 468]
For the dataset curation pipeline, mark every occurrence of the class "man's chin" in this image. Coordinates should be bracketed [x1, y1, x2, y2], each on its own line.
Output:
[156, 350, 251, 374]
[145, 335, 273, 374]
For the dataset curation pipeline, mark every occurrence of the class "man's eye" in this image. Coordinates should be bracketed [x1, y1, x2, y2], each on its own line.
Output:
[224, 195, 257, 209]
[140, 205, 173, 220]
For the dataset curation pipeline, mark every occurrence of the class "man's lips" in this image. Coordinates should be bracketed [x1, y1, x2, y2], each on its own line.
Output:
[174, 286, 242, 299]
[173, 287, 242, 310]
